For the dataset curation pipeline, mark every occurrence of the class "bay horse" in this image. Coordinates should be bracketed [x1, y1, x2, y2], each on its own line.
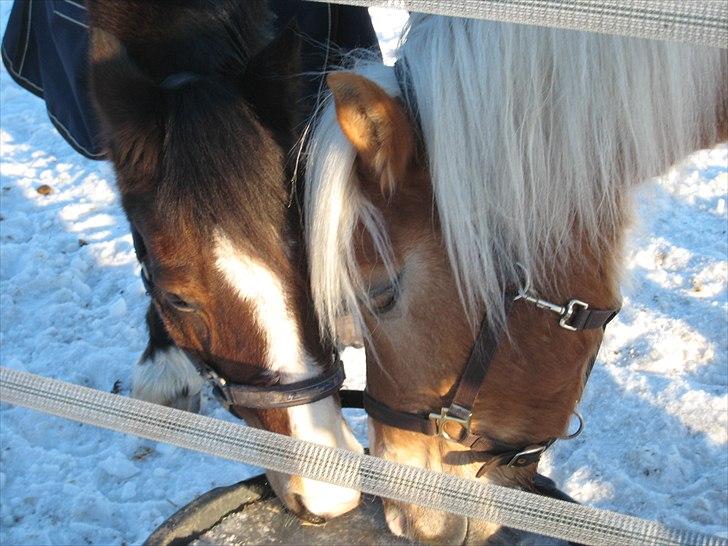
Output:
[86, 0, 362, 521]
[305, 14, 728, 542]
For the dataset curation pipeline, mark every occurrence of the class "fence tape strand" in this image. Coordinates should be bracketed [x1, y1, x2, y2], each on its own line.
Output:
[301, 0, 728, 48]
[1, 368, 726, 545]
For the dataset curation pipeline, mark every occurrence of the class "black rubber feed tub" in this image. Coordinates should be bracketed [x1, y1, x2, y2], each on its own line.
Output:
[144, 474, 573, 545]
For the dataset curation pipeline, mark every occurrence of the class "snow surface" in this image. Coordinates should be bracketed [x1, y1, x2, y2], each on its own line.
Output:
[1, 6, 726, 545]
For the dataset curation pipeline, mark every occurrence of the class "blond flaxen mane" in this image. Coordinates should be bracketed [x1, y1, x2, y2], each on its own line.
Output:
[305, 14, 725, 341]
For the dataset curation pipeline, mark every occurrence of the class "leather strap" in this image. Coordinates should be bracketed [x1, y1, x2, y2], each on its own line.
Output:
[363, 390, 437, 436]
[447, 296, 513, 418]
[361, 294, 552, 470]
[394, 58, 422, 134]
[568, 306, 620, 330]
[213, 362, 346, 410]
[339, 389, 364, 409]
[363, 389, 553, 471]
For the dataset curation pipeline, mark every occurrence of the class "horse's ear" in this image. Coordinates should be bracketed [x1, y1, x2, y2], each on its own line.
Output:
[327, 72, 415, 195]
[89, 28, 163, 179]
[241, 23, 302, 131]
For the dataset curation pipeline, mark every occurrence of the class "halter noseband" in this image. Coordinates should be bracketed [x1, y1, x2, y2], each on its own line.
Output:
[133, 230, 345, 414]
[363, 289, 619, 475]
[191, 352, 346, 411]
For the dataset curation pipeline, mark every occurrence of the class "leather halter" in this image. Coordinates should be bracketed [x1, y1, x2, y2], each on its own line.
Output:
[132, 228, 345, 413]
[363, 291, 619, 475]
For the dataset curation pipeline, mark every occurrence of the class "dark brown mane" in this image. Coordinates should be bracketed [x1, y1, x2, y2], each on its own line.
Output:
[146, 77, 293, 260]
[87, 0, 273, 80]
[89, 0, 303, 272]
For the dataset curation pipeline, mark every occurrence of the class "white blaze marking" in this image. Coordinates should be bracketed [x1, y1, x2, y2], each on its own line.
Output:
[214, 234, 314, 381]
[214, 234, 363, 517]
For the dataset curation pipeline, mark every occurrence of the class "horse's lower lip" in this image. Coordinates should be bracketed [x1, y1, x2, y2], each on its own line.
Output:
[290, 494, 327, 524]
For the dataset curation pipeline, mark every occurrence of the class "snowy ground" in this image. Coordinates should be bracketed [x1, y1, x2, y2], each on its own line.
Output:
[1, 6, 727, 546]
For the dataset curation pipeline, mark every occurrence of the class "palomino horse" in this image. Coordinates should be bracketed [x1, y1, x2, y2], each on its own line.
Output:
[305, 14, 727, 542]
[86, 0, 362, 521]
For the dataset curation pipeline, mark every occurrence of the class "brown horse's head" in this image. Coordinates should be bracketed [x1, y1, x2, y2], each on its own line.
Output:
[306, 15, 726, 542]
[88, 1, 362, 520]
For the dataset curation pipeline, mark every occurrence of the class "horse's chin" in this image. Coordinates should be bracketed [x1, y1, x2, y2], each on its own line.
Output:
[265, 470, 361, 521]
[383, 498, 468, 545]
[232, 395, 364, 521]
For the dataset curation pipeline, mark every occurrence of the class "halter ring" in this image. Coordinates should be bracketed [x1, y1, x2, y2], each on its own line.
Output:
[560, 411, 584, 440]
[506, 444, 548, 468]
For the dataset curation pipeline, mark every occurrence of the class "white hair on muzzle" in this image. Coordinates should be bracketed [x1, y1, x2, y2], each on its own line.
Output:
[305, 14, 726, 340]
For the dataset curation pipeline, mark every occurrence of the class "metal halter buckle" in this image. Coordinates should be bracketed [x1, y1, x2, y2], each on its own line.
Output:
[428, 407, 472, 441]
[559, 299, 589, 331]
[506, 444, 549, 467]
[204, 368, 233, 409]
[513, 267, 591, 331]
[514, 291, 589, 332]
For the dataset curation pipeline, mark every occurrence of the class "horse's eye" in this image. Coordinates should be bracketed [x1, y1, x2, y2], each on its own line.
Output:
[370, 283, 399, 314]
[165, 293, 197, 313]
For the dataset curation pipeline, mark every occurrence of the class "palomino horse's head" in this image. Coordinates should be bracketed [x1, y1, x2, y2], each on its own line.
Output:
[306, 15, 726, 542]
[87, 0, 361, 521]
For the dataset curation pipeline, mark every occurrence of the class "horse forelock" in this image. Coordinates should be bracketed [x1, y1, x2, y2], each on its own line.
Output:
[88, 0, 272, 81]
[160, 83, 290, 248]
[93, 0, 295, 255]
[306, 14, 726, 340]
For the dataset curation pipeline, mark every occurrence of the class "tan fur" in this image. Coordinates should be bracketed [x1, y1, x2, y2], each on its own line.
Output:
[328, 73, 727, 542]
[328, 73, 414, 196]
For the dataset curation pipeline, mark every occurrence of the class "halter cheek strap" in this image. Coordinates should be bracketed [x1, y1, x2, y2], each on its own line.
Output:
[394, 59, 421, 133]
[363, 292, 619, 474]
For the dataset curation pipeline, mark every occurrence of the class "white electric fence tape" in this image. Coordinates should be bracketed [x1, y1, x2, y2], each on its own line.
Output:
[302, 0, 728, 48]
[1, 367, 726, 546]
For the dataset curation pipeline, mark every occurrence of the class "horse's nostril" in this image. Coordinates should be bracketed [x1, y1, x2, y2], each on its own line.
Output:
[289, 494, 327, 525]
